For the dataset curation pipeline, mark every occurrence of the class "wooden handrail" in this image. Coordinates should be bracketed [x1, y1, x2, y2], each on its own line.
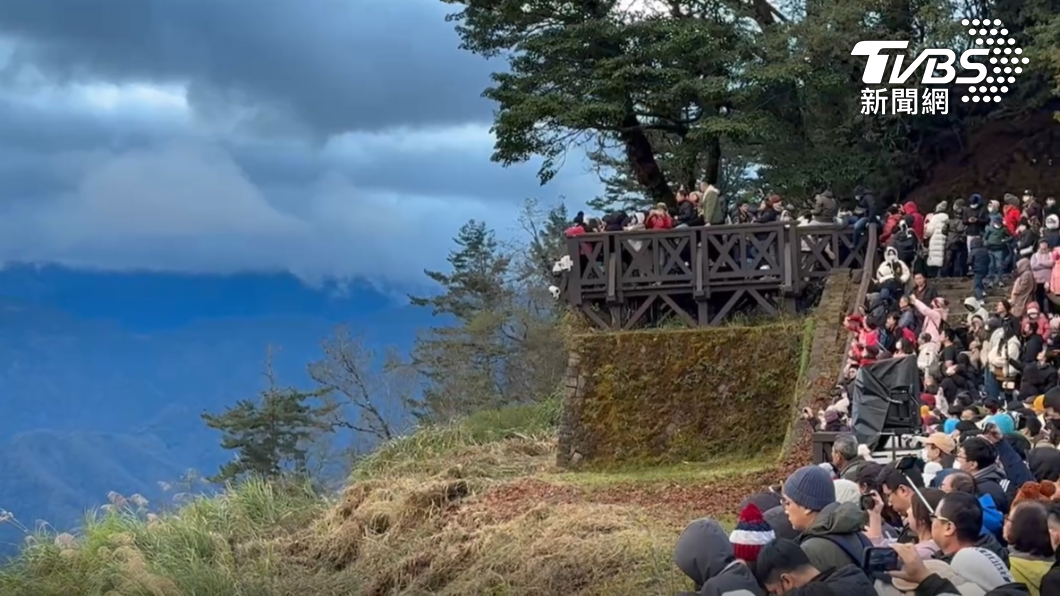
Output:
[836, 224, 879, 380]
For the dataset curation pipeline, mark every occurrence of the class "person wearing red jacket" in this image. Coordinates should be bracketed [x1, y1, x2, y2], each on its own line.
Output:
[1002, 193, 1022, 235]
[645, 203, 673, 229]
[880, 206, 904, 245]
[902, 201, 925, 240]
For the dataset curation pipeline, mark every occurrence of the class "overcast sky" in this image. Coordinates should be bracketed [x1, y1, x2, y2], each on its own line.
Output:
[0, 0, 600, 290]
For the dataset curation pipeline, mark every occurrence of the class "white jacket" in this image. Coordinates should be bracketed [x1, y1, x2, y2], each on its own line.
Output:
[987, 327, 1020, 378]
[876, 247, 911, 284]
[963, 297, 989, 327]
[925, 212, 949, 267]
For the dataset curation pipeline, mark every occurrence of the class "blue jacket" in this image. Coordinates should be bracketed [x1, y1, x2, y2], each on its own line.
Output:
[970, 246, 991, 276]
[979, 493, 1004, 540]
[929, 470, 1004, 539]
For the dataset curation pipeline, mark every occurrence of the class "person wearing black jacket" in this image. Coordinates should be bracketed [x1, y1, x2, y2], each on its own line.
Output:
[944, 198, 969, 277]
[1018, 321, 1044, 364]
[939, 364, 976, 403]
[754, 539, 875, 594]
[1010, 350, 1057, 398]
[757, 195, 781, 223]
[958, 438, 1012, 515]
[964, 193, 990, 251]
[852, 186, 881, 248]
[675, 194, 703, 227]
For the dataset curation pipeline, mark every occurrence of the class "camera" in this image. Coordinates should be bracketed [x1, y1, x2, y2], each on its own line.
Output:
[859, 494, 877, 511]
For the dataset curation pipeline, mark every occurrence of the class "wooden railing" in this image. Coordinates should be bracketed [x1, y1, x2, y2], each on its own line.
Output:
[563, 222, 872, 308]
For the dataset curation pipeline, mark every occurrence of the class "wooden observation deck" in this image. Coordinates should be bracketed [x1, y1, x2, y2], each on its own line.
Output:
[559, 222, 878, 330]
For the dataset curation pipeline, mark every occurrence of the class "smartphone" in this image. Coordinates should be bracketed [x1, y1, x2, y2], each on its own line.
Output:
[859, 493, 876, 512]
[862, 547, 901, 573]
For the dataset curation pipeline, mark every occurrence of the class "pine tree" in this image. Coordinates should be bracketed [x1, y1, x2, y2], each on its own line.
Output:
[407, 220, 516, 422]
[201, 361, 338, 484]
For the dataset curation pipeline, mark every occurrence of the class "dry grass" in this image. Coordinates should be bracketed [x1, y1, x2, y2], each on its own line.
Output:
[0, 399, 769, 596]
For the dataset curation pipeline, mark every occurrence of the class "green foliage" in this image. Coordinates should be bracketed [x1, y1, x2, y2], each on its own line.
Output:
[444, 0, 1060, 207]
[568, 322, 809, 466]
[354, 395, 561, 480]
[405, 204, 567, 424]
[201, 364, 339, 484]
[0, 479, 329, 596]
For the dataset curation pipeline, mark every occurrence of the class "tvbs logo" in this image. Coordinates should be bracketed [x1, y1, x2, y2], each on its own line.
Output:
[852, 19, 1027, 86]
[852, 41, 989, 85]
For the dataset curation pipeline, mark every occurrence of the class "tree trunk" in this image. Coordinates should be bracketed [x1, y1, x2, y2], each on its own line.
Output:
[702, 136, 721, 185]
[618, 112, 675, 208]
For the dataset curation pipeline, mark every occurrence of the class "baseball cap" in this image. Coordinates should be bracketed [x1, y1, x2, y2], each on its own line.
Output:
[912, 432, 956, 455]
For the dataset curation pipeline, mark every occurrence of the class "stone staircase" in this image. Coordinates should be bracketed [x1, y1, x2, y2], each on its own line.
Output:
[929, 277, 1011, 325]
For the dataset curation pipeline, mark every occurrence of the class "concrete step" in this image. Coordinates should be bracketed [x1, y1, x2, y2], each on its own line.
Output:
[924, 277, 1013, 322]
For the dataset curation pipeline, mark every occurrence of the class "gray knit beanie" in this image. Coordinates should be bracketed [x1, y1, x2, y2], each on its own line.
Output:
[783, 465, 836, 512]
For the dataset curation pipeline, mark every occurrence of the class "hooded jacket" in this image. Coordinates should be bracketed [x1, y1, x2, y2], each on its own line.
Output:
[926, 207, 950, 268]
[1044, 215, 1060, 248]
[974, 465, 1012, 515]
[1030, 247, 1054, 285]
[1008, 552, 1052, 596]
[964, 297, 989, 327]
[1010, 259, 1036, 317]
[985, 220, 1013, 249]
[946, 200, 968, 247]
[789, 564, 876, 595]
[878, 247, 912, 284]
[964, 195, 989, 237]
[674, 519, 764, 596]
[904, 201, 926, 239]
[798, 502, 872, 572]
[912, 295, 948, 345]
[1027, 447, 1060, 482]
[1003, 203, 1022, 235]
[969, 236, 991, 277]
[813, 191, 838, 224]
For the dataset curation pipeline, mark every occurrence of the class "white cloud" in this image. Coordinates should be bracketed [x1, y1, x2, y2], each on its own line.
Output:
[77, 82, 190, 115]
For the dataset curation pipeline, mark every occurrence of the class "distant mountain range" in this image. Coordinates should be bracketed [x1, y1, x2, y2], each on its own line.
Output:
[0, 265, 429, 553]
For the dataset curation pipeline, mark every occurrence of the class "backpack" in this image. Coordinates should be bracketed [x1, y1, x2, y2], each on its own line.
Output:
[809, 532, 874, 569]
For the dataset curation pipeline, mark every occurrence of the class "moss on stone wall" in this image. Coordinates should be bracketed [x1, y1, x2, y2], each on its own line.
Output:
[566, 320, 813, 467]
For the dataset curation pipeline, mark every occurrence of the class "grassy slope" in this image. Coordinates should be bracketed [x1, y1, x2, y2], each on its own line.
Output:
[0, 399, 779, 596]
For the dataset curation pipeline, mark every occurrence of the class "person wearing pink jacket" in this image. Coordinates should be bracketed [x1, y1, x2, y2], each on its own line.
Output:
[1031, 239, 1055, 313]
[910, 294, 949, 345]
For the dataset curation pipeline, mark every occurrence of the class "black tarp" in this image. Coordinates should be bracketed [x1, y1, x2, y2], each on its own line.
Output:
[851, 355, 922, 448]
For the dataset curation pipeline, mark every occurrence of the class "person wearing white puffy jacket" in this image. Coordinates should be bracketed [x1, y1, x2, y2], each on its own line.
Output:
[877, 246, 912, 295]
[926, 203, 950, 275]
[987, 320, 1022, 387]
[964, 297, 989, 327]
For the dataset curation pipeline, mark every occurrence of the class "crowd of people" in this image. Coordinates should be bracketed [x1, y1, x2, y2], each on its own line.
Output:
[565, 188, 1060, 306]
[674, 411, 1060, 595]
[659, 190, 1060, 595]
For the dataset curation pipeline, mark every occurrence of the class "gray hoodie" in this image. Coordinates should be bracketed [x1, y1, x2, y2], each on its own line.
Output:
[674, 519, 764, 596]
[798, 502, 871, 572]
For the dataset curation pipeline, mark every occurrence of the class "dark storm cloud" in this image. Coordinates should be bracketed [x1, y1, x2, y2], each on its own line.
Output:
[0, 93, 600, 286]
[0, 0, 604, 287]
[0, 0, 495, 136]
